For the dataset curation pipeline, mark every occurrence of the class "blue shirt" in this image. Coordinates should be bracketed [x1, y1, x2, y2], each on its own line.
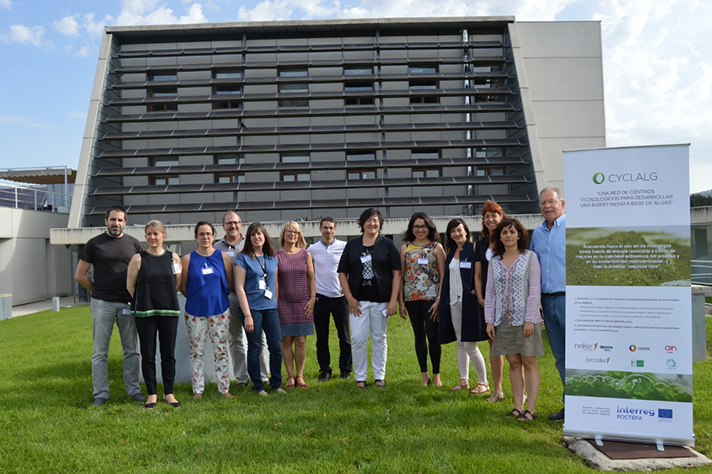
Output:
[185, 250, 230, 317]
[530, 213, 566, 293]
[235, 252, 278, 311]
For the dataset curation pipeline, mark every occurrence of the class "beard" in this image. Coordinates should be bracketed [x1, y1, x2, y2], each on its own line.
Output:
[107, 226, 123, 237]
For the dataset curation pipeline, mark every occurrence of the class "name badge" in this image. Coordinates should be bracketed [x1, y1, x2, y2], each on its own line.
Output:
[172, 263, 181, 275]
[264, 289, 273, 299]
[227, 251, 235, 257]
[459, 261, 472, 269]
[122, 308, 131, 315]
[258, 279, 267, 290]
[202, 266, 214, 275]
[360, 255, 372, 264]
[417, 258, 429, 265]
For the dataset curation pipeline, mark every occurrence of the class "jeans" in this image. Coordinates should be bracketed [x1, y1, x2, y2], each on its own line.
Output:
[135, 316, 178, 395]
[350, 301, 388, 382]
[239, 307, 283, 392]
[313, 294, 352, 375]
[541, 294, 566, 401]
[90, 298, 141, 400]
[228, 291, 270, 384]
[404, 300, 441, 374]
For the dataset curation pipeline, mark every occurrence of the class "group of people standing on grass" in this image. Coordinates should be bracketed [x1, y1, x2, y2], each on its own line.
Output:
[76, 187, 567, 422]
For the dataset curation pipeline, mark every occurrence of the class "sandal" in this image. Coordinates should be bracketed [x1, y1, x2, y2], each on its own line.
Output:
[356, 381, 367, 389]
[506, 408, 522, 418]
[296, 377, 308, 389]
[470, 383, 490, 395]
[285, 377, 295, 389]
[486, 392, 505, 403]
[449, 380, 470, 391]
[374, 380, 386, 389]
[517, 409, 537, 421]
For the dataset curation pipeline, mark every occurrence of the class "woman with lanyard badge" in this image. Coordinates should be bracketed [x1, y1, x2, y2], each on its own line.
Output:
[439, 218, 489, 394]
[179, 221, 234, 399]
[338, 208, 401, 389]
[398, 212, 446, 386]
[235, 222, 284, 396]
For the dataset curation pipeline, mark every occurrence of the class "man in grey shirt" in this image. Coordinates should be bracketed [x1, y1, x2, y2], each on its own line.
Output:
[214, 211, 269, 386]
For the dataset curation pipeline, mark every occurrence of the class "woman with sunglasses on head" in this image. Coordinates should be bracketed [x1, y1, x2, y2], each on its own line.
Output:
[179, 221, 234, 399]
[485, 217, 543, 421]
[439, 218, 489, 395]
[398, 212, 446, 386]
[338, 208, 401, 389]
[234, 222, 284, 396]
[127, 220, 182, 409]
[276, 221, 316, 390]
[474, 200, 507, 402]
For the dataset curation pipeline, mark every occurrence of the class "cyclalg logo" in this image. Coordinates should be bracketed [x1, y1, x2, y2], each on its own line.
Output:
[592, 171, 658, 185]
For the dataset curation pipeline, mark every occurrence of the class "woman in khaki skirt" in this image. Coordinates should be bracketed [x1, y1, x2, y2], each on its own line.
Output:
[484, 218, 542, 421]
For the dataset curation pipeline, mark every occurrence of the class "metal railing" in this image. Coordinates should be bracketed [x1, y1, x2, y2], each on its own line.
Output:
[691, 258, 712, 286]
[0, 181, 73, 212]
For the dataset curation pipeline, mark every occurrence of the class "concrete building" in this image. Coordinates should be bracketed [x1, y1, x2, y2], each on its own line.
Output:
[68, 16, 605, 229]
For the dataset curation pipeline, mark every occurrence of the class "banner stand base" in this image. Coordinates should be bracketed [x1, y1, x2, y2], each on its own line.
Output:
[564, 437, 711, 471]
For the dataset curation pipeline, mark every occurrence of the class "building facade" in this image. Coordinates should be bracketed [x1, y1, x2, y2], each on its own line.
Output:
[68, 17, 605, 228]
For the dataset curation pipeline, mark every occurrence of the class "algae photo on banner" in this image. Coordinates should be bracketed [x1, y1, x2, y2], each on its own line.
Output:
[566, 226, 690, 287]
[565, 369, 692, 403]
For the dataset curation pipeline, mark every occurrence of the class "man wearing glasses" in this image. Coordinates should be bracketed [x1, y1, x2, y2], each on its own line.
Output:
[215, 211, 269, 387]
[530, 187, 566, 421]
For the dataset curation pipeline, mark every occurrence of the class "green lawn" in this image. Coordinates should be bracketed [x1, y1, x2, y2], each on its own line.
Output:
[0, 307, 710, 473]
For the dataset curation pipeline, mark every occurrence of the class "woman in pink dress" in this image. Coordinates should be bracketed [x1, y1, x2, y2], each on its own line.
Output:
[276, 221, 316, 389]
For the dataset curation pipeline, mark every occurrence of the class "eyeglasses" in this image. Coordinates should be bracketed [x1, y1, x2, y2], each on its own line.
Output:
[224, 221, 241, 226]
[412, 225, 428, 230]
[285, 230, 300, 235]
[197, 232, 213, 238]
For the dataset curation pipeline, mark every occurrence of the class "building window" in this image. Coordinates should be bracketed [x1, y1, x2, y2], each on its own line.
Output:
[152, 157, 180, 167]
[148, 72, 177, 82]
[151, 176, 179, 185]
[281, 171, 310, 182]
[213, 85, 242, 95]
[279, 68, 308, 107]
[476, 166, 506, 176]
[412, 168, 441, 178]
[346, 151, 375, 161]
[281, 153, 310, 163]
[344, 67, 374, 105]
[409, 65, 438, 104]
[411, 149, 441, 160]
[215, 154, 245, 166]
[347, 170, 376, 180]
[147, 86, 178, 112]
[213, 69, 243, 80]
[215, 173, 245, 183]
[475, 147, 505, 158]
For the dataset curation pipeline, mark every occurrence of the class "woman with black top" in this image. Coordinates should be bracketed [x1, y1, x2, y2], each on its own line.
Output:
[127, 220, 182, 409]
[338, 208, 401, 389]
[474, 200, 507, 402]
[439, 218, 489, 394]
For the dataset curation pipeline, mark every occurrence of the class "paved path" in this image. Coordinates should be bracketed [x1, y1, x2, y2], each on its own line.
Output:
[11, 296, 83, 318]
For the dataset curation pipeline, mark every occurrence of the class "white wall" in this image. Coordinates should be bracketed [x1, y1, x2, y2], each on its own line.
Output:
[511, 21, 607, 196]
[0, 208, 72, 305]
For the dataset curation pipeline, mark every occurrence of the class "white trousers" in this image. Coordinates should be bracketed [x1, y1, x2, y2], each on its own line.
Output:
[450, 301, 487, 384]
[350, 301, 389, 382]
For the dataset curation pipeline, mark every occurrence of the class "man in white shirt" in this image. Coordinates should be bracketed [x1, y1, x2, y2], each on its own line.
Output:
[308, 217, 352, 381]
[214, 211, 269, 386]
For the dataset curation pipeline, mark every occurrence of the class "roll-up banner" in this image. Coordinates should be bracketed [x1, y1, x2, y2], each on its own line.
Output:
[563, 144, 693, 446]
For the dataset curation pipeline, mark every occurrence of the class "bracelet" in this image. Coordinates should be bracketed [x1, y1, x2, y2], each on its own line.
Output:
[436, 296, 441, 299]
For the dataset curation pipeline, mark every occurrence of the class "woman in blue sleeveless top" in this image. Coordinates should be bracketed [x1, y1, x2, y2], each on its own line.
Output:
[179, 221, 234, 399]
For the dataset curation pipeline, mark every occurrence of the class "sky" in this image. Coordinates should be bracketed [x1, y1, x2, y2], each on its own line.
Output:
[1, 0, 710, 193]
